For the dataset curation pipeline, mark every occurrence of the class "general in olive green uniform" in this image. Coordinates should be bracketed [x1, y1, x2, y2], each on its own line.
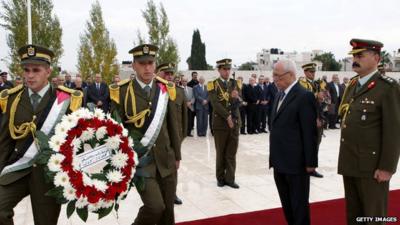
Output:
[0, 45, 83, 225]
[208, 59, 241, 189]
[338, 39, 400, 225]
[109, 44, 181, 225]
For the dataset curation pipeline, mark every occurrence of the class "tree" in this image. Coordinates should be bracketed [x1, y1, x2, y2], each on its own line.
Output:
[238, 61, 257, 70]
[187, 29, 207, 70]
[137, 0, 179, 67]
[313, 52, 342, 71]
[0, 0, 63, 77]
[77, 0, 118, 84]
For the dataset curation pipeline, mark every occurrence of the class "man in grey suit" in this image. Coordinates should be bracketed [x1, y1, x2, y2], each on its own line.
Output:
[182, 78, 195, 136]
[193, 76, 209, 136]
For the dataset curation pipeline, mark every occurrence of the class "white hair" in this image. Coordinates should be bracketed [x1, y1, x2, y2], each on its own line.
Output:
[274, 60, 297, 76]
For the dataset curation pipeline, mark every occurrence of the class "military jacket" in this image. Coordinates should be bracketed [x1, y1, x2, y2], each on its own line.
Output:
[338, 72, 400, 177]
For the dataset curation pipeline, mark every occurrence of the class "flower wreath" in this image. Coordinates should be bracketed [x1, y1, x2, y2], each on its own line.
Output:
[36, 108, 137, 221]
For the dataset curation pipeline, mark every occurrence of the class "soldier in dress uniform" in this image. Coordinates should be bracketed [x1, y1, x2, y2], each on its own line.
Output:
[109, 44, 181, 225]
[207, 58, 241, 189]
[338, 39, 400, 225]
[156, 62, 187, 205]
[0, 45, 83, 225]
[298, 63, 324, 178]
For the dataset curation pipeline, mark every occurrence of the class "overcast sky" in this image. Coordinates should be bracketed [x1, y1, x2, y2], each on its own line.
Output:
[0, 0, 399, 72]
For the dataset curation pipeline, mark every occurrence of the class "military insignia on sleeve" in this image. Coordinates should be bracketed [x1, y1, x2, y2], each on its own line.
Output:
[207, 81, 214, 91]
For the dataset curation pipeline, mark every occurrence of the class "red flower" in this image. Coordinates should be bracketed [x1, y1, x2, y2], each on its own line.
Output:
[368, 81, 376, 89]
[87, 188, 102, 203]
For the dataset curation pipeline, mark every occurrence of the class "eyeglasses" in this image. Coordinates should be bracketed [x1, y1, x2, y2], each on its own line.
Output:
[272, 71, 290, 80]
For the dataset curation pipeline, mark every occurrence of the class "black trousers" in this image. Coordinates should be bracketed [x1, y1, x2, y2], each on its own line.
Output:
[273, 171, 310, 225]
[246, 103, 258, 133]
[257, 105, 268, 131]
[187, 109, 195, 135]
[239, 106, 246, 133]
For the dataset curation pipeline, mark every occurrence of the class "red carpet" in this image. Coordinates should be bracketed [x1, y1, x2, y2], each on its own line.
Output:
[178, 190, 400, 225]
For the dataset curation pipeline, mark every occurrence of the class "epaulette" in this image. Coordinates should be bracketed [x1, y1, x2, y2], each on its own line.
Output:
[109, 79, 131, 105]
[57, 86, 83, 112]
[155, 76, 176, 101]
[117, 79, 131, 87]
[380, 74, 397, 85]
[207, 80, 215, 91]
[349, 75, 359, 86]
[236, 79, 242, 90]
[0, 84, 24, 113]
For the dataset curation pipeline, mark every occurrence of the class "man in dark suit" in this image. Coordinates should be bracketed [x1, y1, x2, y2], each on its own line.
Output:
[0, 72, 13, 89]
[256, 75, 269, 133]
[269, 60, 318, 225]
[237, 76, 247, 135]
[327, 74, 343, 129]
[193, 76, 209, 136]
[267, 81, 278, 131]
[244, 77, 260, 134]
[63, 73, 75, 88]
[87, 73, 110, 113]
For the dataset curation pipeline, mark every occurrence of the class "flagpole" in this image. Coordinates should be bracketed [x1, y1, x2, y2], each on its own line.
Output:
[27, 0, 32, 44]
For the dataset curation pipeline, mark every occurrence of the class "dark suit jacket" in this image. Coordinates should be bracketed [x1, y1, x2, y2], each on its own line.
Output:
[257, 83, 269, 109]
[87, 82, 110, 112]
[244, 85, 259, 104]
[193, 84, 209, 111]
[327, 82, 344, 105]
[269, 82, 318, 174]
[64, 81, 76, 89]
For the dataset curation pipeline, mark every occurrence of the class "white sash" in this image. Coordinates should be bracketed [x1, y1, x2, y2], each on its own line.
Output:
[0, 97, 71, 176]
[140, 86, 169, 149]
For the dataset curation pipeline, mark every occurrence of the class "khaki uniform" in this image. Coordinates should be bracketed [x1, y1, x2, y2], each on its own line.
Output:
[208, 78, 241, 184]
[174, 87, 188, 142]
[0, 85, 82, 225]
[338, 72, 400, 225]
[110, 78, 181, 225]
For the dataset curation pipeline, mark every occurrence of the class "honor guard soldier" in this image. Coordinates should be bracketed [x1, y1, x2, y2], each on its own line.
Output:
[298, 63, 325, 178]
[208, 58, 241, 189]
[156, 62, 187, 205]
[109, 44, 181, 225]
[338, 39, 400, 225]
[0, 45, 83, 225]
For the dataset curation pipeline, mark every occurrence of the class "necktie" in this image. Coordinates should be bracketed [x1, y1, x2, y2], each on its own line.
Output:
[356, 82, 362, 93]
[276, 91, 285, 112]
[96, 83, 100, 91]
[144, 85, 151, 98]
[31, 93, 41, 111]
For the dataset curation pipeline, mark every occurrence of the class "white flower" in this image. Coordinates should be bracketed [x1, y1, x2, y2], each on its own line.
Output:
[122, 128, 128, 137]
[88, 202, 100, 212]
[111, 151, 128, 169]
[63, 186, 76, 201]
[71, 138, 82, 154]
[54, 171, 70, 187]
[105, 135, 122, 150]
[106, 170, 124, 183]
[80, 128, 95, 142]
[54, 123, 68, 139]
[95, 126, 107, 140]
[93, 108, 105, 120]
[101, 200, 114, 209]
[82, 173, 93, 186]
[75, 197, 88, 209]
[92, 179, 108, 193]
[47, 154, 65, 172]
[128, 137, 134, 148]
[61, 114, 78, 128]
[49, 134, 65, 152]
[80, 108, 93, 119]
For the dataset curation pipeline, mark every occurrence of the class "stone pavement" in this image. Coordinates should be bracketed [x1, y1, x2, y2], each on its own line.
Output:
[13, 129, 400, 225]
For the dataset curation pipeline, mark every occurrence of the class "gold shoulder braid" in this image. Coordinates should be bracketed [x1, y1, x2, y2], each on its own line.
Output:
[109, 79, 131, 105]
[214, 80, 229, 102]
[57, 86, 83, 112]
[236, 79, 243, 90]
[207, 81, 214, 91]
[124, 80, 151, 128]
[338, 76, 359, 124]
[0, 84, 24, 113]
[9, 89, 37, 140]
[155, 76, 176, 101]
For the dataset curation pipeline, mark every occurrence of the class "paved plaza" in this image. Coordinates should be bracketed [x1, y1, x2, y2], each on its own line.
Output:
[13, 129, 400, 225]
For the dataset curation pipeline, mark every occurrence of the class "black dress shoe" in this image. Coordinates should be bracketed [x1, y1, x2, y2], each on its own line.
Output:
[240, 132, 247, 135]
[225, 182, 240, 189]
[174, 195, 183, 205]
[217, 181, 225, 187]
[187, 134, 193, 137]
[309, 171, 324, 178]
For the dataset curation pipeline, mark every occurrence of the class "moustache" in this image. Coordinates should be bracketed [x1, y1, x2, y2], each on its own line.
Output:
[352, 62, 361, 68]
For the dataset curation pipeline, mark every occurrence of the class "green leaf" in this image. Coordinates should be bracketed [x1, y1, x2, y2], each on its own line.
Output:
[111, 109, 122, 124]
[98, 205, 114, 219]
[114, 203, 119, 211]
[91, 173, 107, 181]
[45, 186, 63, 198]
[36, 151, 52, 165]
[76, 207, 89, 222]
[35, 130, 50, 150]
[67, 200, 76, 218]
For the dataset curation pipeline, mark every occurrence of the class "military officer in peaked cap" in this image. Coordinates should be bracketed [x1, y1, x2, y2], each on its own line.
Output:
[109, 44, 181, 225]
[0, 45, 83, 225]
[208, 58, 242, 189]
[338, 38, 400, 225]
